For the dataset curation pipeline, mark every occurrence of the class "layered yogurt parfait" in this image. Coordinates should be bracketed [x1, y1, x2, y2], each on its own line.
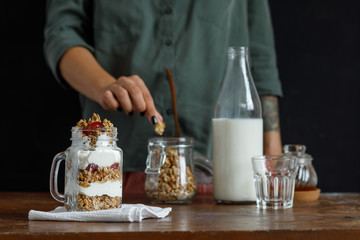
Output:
[64, 113, 122, 211]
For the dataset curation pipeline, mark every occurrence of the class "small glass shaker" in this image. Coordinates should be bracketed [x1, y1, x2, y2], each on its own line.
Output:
[283, 144, 318, 191]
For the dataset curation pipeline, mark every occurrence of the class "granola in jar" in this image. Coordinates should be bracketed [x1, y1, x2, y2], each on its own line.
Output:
[145, 137, 196, 204]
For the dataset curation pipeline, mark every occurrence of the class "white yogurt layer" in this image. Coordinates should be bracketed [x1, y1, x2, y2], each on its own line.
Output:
[79, 181, 122, 197]
[78, 148, 121, 170]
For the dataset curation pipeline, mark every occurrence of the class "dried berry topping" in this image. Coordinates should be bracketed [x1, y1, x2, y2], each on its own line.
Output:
[110, 163, 119, 170]
[82, 122, 104, 135]
[85, 163, 99, 172]
[88, 122, 104, 128]
[76, 113, 115, 147]
[84, 121, 104, 130]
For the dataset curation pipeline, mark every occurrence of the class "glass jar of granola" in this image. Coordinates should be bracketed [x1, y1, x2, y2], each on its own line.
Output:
[145, 137, 196, 204]
[50, 114, 123, 211]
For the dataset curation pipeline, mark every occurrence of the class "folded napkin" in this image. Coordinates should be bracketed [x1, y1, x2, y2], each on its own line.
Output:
[28, 204, 172, 222]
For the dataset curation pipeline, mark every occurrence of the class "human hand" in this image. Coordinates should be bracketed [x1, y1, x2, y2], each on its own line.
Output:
[100, 75, 163, 124]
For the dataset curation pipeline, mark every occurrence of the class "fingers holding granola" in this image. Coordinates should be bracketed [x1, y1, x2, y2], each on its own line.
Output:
[102, 90, 120, 111]
[101, 75, 164, 124]
[103, 77, 139, 115]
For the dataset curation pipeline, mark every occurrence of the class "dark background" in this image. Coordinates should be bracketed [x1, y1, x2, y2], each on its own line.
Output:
[1, 1, 359, 192]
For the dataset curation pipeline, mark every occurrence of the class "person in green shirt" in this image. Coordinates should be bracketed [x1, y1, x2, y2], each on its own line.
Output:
[44, 0, 283, 193]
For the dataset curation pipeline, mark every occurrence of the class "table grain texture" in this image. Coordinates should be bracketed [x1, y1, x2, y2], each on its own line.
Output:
[0, 192, 359, 240]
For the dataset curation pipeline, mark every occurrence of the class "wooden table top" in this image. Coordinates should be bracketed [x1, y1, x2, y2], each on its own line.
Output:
[1, 192, 359, 240]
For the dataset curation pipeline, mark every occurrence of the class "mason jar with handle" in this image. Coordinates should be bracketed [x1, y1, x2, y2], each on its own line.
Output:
[50, 126, 123, 211]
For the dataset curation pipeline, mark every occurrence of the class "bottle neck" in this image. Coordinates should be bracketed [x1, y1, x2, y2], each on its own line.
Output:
[214, 46, 262, 119]
[228, 46, 247, 61]
[228, 46, 247, 58]
[226, 47, 250, 78]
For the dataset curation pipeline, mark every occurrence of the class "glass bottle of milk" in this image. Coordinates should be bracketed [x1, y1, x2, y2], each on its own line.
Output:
[212, 46, 263, 203]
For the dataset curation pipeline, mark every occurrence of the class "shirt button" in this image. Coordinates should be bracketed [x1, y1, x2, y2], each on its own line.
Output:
[166, 108, 173, 115]
[164, 7, 172, 14]
[165, 39, 172, 46]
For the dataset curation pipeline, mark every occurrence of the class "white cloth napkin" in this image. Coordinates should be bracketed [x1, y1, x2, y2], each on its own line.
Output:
[28, 204, 172, 222]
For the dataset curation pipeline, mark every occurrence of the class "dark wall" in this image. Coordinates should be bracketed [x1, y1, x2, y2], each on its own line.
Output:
[270, 0, 360, 192]
[1, 1, 359, 192]
[1, 1, 81, 191]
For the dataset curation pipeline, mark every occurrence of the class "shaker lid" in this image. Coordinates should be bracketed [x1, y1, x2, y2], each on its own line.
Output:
[283, 144, 313, 165]
[297, 153, 313, 164]
[284, 152, 313, 164]
[283, 144, 306, 153]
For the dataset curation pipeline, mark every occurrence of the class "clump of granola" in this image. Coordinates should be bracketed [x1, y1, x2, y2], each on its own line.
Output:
[154, 121, 166, 136]
[77, 194, 121, 211]
[76, 113, 114, 128]
[76, 113, 114, 147]
[78, 163, 121, 188]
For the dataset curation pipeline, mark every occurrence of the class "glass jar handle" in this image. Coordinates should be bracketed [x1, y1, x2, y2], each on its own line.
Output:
[49, 152, 66, 203]
[193, 151, 213, 176]
[145, 147, 166, 174]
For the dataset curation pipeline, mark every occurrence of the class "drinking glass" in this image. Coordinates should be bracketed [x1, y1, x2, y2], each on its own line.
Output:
[252, 155, 298, 209]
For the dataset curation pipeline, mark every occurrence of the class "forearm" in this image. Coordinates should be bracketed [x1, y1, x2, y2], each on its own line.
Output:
[261, 95, 282, 155]
[59, 46, 162, 121]
[59, 46, 116, 104]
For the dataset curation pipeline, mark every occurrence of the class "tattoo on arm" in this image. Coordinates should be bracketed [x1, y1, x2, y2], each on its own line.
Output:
[261, 95, 280, 132]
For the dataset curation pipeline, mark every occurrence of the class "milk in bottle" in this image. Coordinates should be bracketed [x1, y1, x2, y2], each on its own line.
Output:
[212, 46, 263, 203]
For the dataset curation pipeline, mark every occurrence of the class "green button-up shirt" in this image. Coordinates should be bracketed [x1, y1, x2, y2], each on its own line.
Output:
[44, 0, 282, 172]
